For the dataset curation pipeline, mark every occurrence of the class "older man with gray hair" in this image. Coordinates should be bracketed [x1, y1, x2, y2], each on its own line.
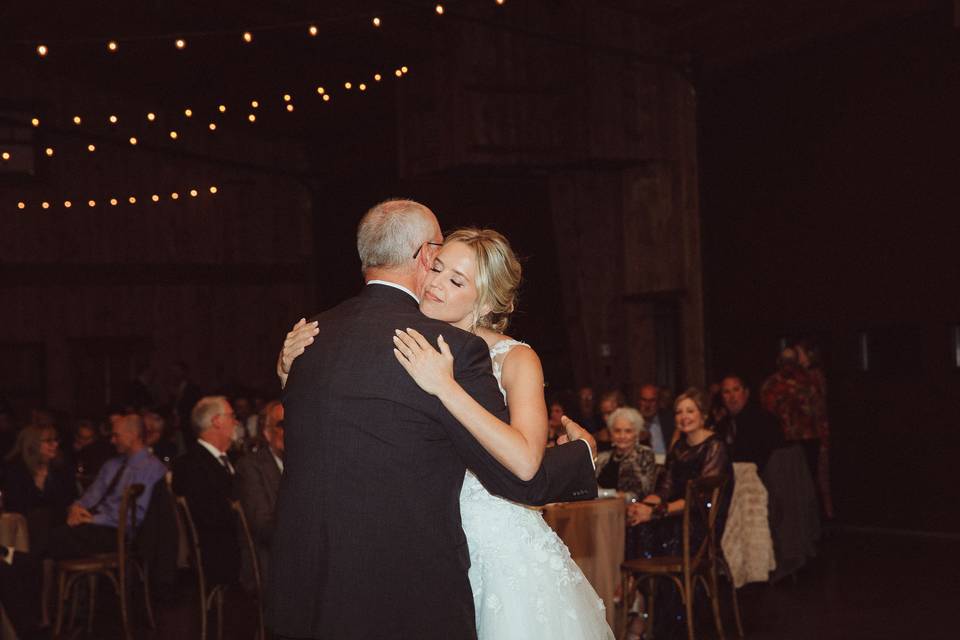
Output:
[172, 396, 241, 587]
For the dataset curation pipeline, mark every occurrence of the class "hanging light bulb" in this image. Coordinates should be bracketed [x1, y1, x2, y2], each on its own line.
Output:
[316, 86, 325, 95]
[401, 66, 408, 74]
[171, 192, 180, 200]
[169, 130, 178, 140]
[31, 117, 40, 127]
[209, 186, 218, 194]
[151, 194, 160, 203]
[63, 200, 72, 208]
[109, 115, 118, 124]
[45, 147, 54, 157]
[41, 201, 50, 209]
[37, 44, 49, 57]
[73, 115, 82, 125]
[344, 82, 352, 90]
[372, 17, 381, 27]
[283, 94, 292, 102]
[248, 114, 256, 123]
[208, 123, 217, 131]
[242, 31, 253, 43]
[107, 41, 118, 52]
[435, 4, 445, 15]
[251, 100, 259, 108]
[147, 112, 156, 122]
[88, 200, 96, 207]
[1, 152, 10, 161]
[87, 144, 96, 152]
[218, 104, 227, 113]
[17, 202, 26, 210]
[394, 69, 402, 77]
[175, 38, 186, 50]
[286, 104, 294, 112]
[308, 25, 318, 36]
[110, 198, 118, 206]
[129, 137, 138, 146]
[322, 94, 330, 102]
[189, 189, 198, 197]
[359, 83, 367, 91]
[374, 73, 382, 82]
[184, 108, 193, 117]
[129, 196, 137, 204]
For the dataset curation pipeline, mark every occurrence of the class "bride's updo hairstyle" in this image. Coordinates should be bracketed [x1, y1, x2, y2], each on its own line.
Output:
[445, 228, 521, 332]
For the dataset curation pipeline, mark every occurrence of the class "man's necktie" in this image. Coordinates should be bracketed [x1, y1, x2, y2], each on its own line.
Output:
[219, 454, 235, 475]
[88, 458, 128, 514]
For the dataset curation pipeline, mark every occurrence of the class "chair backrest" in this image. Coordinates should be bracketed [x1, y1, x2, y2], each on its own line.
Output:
[116, 483, 146, 579]
[230, 500, 263, 597]
[681, 474, 728, 574]
[174, 495, 209, 594]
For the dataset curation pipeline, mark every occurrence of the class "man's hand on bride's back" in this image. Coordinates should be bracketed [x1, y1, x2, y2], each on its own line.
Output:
[557, 416, 598, 462]
[277, 318, 320, 389]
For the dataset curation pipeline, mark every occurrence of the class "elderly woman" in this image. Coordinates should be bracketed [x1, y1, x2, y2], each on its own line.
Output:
[2, 424, 77, 554]
[595, 407, 656, 498]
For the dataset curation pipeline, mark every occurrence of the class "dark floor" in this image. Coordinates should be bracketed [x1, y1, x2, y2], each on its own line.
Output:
[63, 529, 957, 639]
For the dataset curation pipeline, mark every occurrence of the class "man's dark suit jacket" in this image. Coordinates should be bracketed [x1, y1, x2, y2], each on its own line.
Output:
[172, 442, 239, 586]
[654, 408, 676, 448]
[236, 446, 281, 591]
[266, 284, 597, 640]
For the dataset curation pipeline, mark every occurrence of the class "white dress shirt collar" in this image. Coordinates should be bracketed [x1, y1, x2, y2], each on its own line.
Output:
[366, 280, 420, 303]
[197, 438, 227, 462]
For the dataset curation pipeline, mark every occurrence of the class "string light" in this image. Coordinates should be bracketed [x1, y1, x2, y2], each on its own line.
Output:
[322, 94, 330, 102]
[169, 130, 178, 140]
[286, 104, 294, 112]
[308, 25, 318, 36]
[189, 189, 198, 197]
[218, 104, 227, 113]
[372, 17, 381, 27]
[37, 45, 49, 57]
[110, 198, 118, 206]
[42, 202, 50, 209]
[88, 199, 96, 207]
[18, 202, 25, 210]
[63, 200, 72, 208]
[73, 116, 82, 125]
[248, 114, 256, 123]
[151, 194, 160, 202]
[87, 144, 96, 152]
[209, 186, 218, 194]
[283, 94, 292, 102]
[316, 86, 325, 95]
[147, 112, 156, 122]
[129, 136, 138, 145]
[171, 192, 180, 200]
[394, 69, 402, 77]
[435, 5, 445, 15]
[344, 82, 352, 90]
[374, 73, 382, 82]
[208, 122, 217, 131]
[31, 118, 40, 127]
[184, 108, 193, 117]
[1, 152, 10, 161]
[107, 41, 118, 52]
[128, 196, 137, 204]
[401, 66, 408, 74]
[359, 83, 367, 91]
[175, 38, 186, 50]
[109, 115, 118, 124]
[251, 100, 259, 108]
[242, 32, 253, 43]
[45, 147, 54, 157]
[496, 0, 505, 4]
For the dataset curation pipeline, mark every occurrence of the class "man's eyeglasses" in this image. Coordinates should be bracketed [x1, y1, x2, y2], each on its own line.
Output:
[413, 241, 443, 260]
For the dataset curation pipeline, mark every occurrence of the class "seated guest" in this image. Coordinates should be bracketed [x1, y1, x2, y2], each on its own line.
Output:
[546, 398, 565, 448]
[571, 386, 604, 435]
[636, 383, 676, 460]
[236, 401, 284, 591]
[717, 375, 785, 474]
[70, 419, 114, 487]
[595, 407, 656, 498]
[172, 396, 240, 587]
[594, 389, 626, 450]
[144, 411, 179, 466]
[47, 413, 167, 559]
[625, 388, 733, 639]
[2, 425, 76, 554]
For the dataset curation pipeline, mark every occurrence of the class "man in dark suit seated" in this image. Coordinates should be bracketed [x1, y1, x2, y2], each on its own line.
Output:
[172, 396, 240, 587]
[637, 383, 676, 459]
[236, 400, 284, 591]
[717, 374, 785, 474]
[48, 413, 167, 559]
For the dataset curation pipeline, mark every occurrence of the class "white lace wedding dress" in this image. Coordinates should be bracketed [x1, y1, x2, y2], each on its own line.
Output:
[459, 339, 614, 640]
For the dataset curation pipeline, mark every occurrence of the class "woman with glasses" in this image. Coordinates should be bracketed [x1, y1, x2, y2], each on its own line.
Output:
[2, 424, 77, 554]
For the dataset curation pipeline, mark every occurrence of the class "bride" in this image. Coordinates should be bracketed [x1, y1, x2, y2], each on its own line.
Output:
[279, 227, 613, 640]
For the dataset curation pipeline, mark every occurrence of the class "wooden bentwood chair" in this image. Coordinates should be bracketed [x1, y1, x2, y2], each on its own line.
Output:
[618, 475, 743, 640]
[175, 495, 227, 640]
[54, 482, 156, 639]
[230, 499, 266, 640]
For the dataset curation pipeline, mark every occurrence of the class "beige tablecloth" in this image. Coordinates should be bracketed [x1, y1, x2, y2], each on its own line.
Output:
[543, 497, 625, 630]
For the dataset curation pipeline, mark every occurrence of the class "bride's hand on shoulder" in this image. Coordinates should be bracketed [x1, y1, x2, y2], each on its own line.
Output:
[277, 318, 319, 388]
[393, 328, 456, 397]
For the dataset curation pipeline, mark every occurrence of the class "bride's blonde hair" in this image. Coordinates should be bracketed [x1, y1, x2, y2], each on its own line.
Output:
[444, 228, 521, 332]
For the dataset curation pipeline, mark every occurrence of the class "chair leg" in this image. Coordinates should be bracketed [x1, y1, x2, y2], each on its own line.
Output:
[709, 567, 725, 640]
[86, 574, 97, 633]
[119, 565, 132, 640]
[617, 570, 631, 639]
[67, 576, 79, 631]
[199, 585, 208, 640]
[141, 564, 156, 629]
[54, 571, 66, 637]
[646, 577, 656, 640]
[683, 574, 695, 640]
[216, 588, 224, 640]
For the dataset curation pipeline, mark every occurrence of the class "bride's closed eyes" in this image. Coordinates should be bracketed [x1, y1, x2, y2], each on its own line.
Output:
[431, 259, 466, 288]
